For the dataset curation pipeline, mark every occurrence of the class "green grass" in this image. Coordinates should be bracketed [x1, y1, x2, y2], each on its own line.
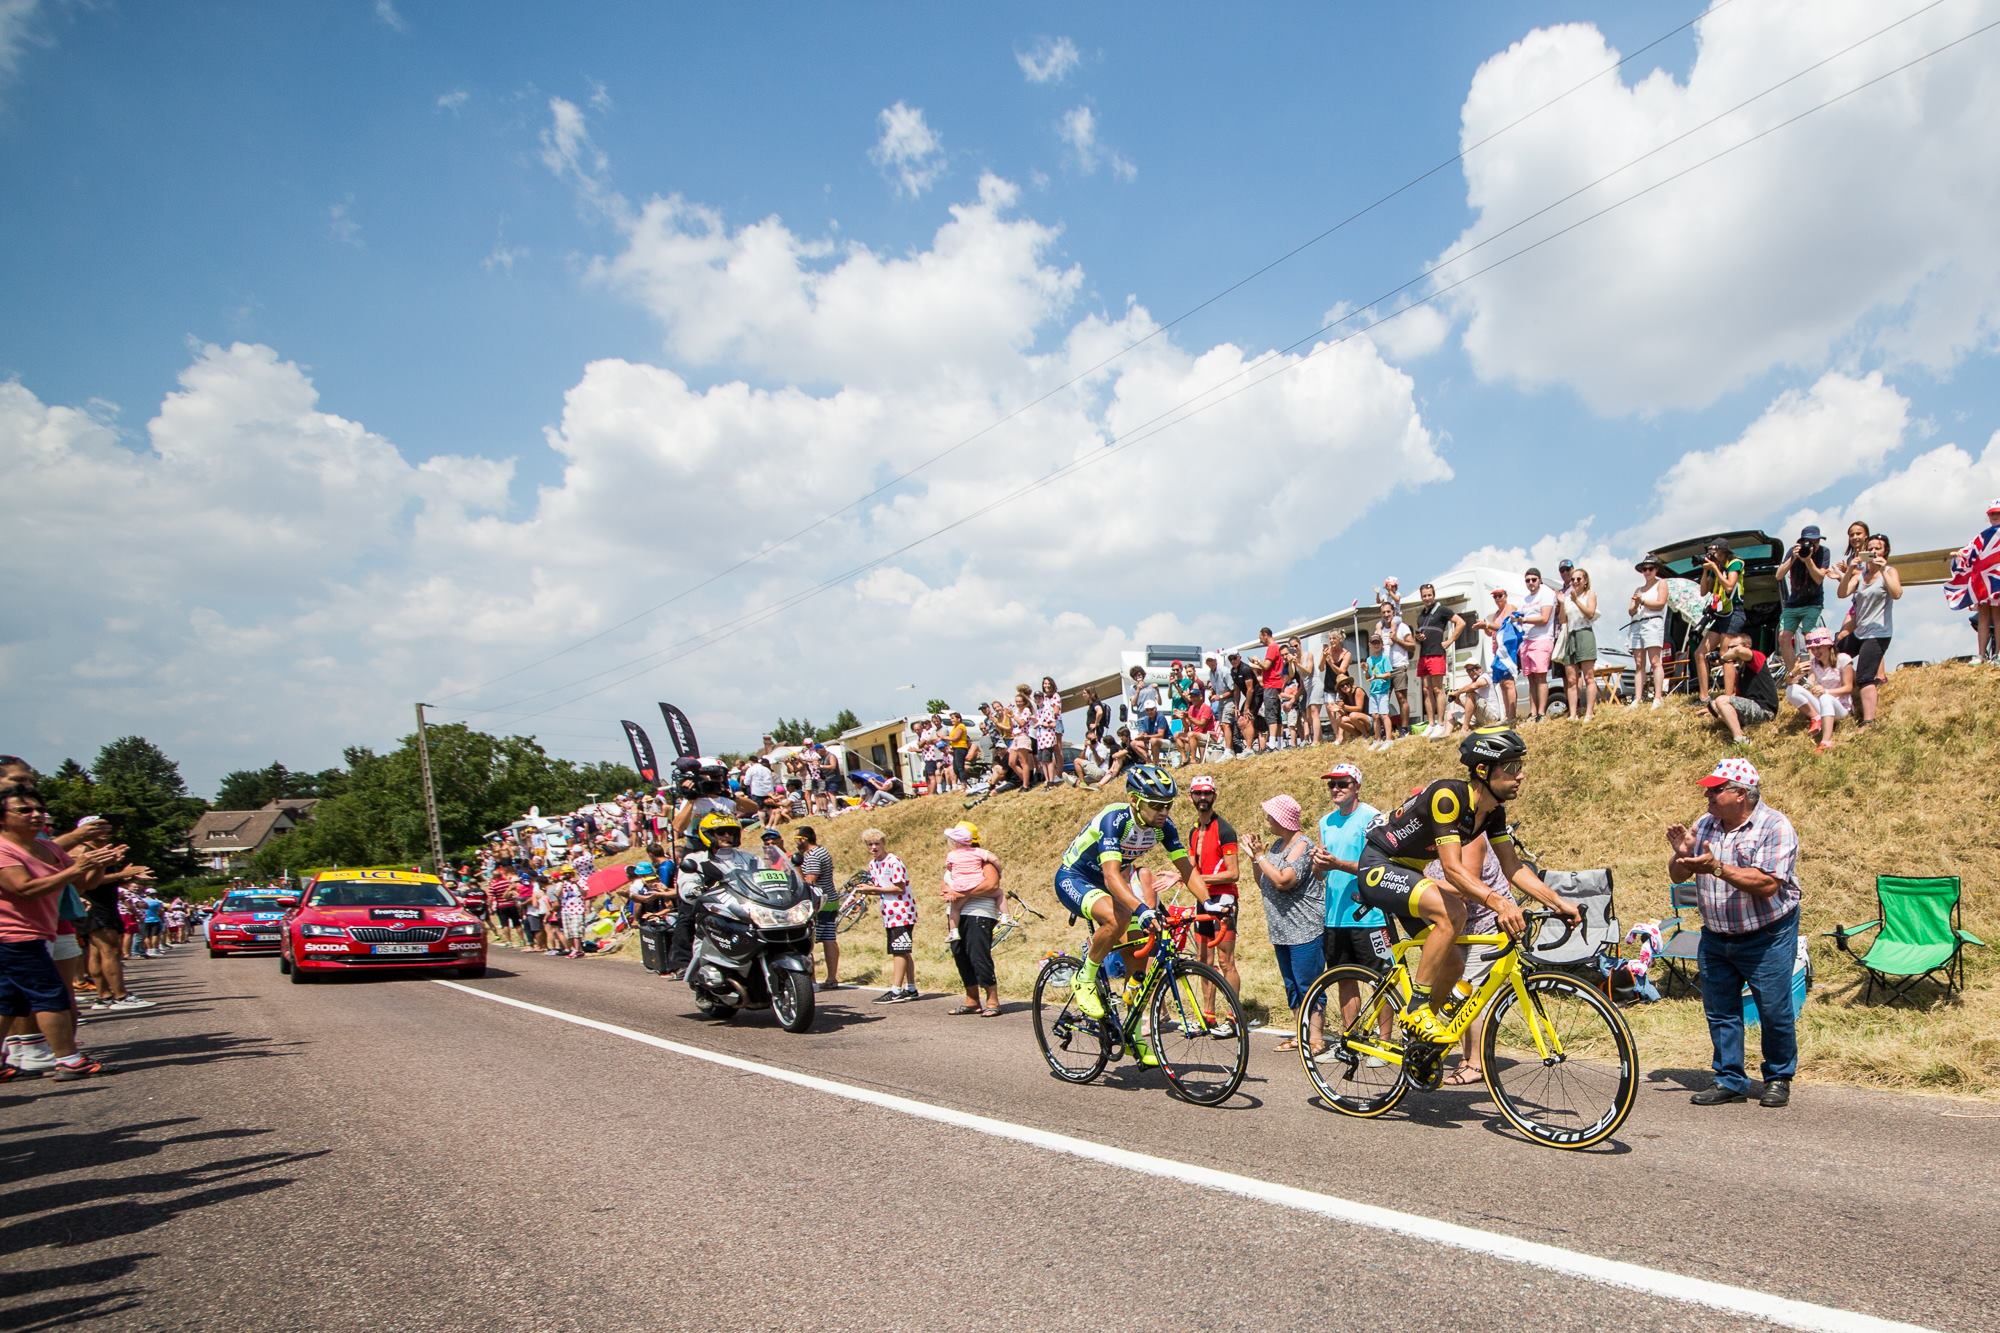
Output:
[794, 662, 1999, 1098]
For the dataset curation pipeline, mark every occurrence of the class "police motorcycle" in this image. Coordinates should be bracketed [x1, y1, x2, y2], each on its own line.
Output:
[676, 814, 818, 1032]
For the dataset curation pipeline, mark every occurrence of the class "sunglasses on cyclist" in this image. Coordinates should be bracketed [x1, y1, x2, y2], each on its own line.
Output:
[1139, 798, 1175, 812]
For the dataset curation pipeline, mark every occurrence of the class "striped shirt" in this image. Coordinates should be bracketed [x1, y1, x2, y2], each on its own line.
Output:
[1690, 802, 1800, 934]
[798, 846, 835, 909]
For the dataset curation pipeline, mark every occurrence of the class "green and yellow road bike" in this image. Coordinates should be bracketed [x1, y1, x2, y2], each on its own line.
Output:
[1032, 905, 1249, 1107]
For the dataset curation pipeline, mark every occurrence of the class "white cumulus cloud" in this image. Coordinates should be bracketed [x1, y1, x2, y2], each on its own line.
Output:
[1058, 105, 1135, 181]
[1435, 2, 2000, 415]
[374, 0, 406, 33]
[1017, 35, 1080, 84]
[436, 88, 468, 113]
[869, 100, 946, 198]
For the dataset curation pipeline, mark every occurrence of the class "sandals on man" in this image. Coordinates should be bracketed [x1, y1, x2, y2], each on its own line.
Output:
[1442, 1064, 1483, 1086]
[977, 1007, 1002, 1017]
[946, 1004, 982, 1016]
[1273, 1037, 1300, 1052]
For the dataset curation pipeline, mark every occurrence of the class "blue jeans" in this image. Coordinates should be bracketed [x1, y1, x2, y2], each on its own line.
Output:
[1271, 938, 1326, 1013]
[1697, 909, 1799, 1092]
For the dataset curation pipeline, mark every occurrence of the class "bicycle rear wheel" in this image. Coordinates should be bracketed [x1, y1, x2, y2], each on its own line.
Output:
[1032, 954, 1109, 1084]
[1482, 970, 1637, 1150]
[1148, 960, 1247, 1106]
[835, 886, 868, 934]
[1298, 965, 1408, 1117]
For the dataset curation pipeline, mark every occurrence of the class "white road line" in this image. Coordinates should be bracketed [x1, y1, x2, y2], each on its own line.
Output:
[434, 980, 1933, 1333]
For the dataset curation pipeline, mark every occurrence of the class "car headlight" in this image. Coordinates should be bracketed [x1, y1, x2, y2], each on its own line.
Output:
[299, 924, 347, 938]
[445, 922, 484, 937]
[745, 900, 814, 929]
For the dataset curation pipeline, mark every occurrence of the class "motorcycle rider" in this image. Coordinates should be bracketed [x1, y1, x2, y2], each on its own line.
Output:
[666, 812, 755, 977]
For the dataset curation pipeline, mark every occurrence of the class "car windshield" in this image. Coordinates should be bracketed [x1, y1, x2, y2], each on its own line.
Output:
[306, 881, 456, 909]
[219, 894, 289, 913]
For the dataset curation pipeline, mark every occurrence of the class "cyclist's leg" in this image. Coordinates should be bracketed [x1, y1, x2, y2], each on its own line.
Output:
[1409, 881, 1467, 1010]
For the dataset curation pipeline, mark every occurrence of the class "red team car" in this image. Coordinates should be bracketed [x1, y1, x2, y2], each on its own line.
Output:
[206, 887, 297, 957]
[278, 868, 487, 983]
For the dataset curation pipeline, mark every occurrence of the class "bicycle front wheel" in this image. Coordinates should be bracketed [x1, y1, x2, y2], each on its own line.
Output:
[1298, 965, 1408, 1117]
[1032, 954, 1109, 1084]
[1147, 960, 1247, 1106]
[1482, 970, 1638, 1150]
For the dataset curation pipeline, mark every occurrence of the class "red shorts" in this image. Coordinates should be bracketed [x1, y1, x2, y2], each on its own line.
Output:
[1418, 654, 1447, 678]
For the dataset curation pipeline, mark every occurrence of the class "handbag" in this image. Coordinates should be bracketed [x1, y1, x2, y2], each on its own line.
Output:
[59, 883, 89, 923]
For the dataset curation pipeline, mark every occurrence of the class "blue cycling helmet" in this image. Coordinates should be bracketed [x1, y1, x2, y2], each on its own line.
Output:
[1124, 764, 1178, 803]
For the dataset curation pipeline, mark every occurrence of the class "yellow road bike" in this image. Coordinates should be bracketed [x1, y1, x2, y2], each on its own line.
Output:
[1298, 910, 1637, 1149]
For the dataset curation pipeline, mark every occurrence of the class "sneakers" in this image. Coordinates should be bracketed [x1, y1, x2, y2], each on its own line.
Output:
[1397, 1002, 1450, 1044]
[51, 1054, 103, 1081]
[945, 928, 961, 943]
[1071, 971, 1106, 1020]
[107, 995, 155, 1010]
[885, 987, 919, 1004]
[3, 1037, 55, 1073]
[872, 987, 903, 1004]
[1208, 1020, 1236, 1039]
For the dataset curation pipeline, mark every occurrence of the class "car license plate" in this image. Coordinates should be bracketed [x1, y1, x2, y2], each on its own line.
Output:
[371, 943, 431, 955]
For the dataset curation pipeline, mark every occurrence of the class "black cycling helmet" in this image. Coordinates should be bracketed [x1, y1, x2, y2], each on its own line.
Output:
[1124, 764, 1177, 803]
[1460, 726, 1527, 773]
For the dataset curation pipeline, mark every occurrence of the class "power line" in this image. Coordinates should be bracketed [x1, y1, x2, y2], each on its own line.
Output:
[447, 3, 1984, 728]
[428, 0, 1739, 709]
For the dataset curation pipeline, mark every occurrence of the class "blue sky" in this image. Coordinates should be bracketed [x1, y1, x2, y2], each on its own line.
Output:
[4, 1, 1998, 792]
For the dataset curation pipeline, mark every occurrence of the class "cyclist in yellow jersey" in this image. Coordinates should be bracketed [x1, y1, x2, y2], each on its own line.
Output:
[1351, 727, 1580, 1044]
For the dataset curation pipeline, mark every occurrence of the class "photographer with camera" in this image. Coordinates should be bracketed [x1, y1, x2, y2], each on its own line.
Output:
[1775, 525, 1830, 678]
[669, 756, 755, 856]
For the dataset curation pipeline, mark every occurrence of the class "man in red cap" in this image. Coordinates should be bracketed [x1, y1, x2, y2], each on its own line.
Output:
[1668, 757, 1801, 1108]
[1184, 774, 1240, 1036]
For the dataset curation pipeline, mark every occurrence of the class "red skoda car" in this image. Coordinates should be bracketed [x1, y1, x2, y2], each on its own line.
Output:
[206, 888, 297, 957]
[279, 869, 487, 983]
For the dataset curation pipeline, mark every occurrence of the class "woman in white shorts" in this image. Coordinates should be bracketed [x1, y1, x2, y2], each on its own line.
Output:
[1783, 627, 1854, 751]
[1626, 557, 1669, 706]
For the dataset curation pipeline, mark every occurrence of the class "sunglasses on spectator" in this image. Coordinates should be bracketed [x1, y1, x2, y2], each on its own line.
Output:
[1324, 778, 1356, 789]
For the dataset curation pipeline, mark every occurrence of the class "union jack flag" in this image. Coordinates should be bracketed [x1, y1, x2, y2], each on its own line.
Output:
[1943, 524, 2000, 610]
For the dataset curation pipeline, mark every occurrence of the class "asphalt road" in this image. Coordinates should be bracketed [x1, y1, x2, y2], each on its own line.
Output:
[3, 947, 1994, 1332]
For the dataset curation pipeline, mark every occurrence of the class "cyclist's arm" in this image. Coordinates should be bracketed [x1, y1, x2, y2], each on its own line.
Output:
[1099, 856, 1143, 913]
[1433, 840, 1520, 930]
[1490, 839, 1579, 922]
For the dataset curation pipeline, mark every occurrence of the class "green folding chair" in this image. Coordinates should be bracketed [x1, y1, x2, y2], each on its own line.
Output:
[1828, 876, 1986, 1004]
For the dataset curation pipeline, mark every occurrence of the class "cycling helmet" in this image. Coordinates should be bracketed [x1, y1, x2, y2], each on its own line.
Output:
[1124, 764, 1178, 803]
[1459, 726, 1528, 773]
[1188, 775, 1217, 797]
[695, 812, 742, 851]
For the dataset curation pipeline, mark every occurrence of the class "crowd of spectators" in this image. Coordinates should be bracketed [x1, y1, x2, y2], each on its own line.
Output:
[0, 756, 166, 1082]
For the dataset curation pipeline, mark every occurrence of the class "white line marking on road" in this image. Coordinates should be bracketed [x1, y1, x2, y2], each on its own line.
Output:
[434, 980, 1933, 1333]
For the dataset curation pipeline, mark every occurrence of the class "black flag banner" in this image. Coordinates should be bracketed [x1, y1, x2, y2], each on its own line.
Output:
[658, 702, 700, 759]
[620, 720, 660, 784]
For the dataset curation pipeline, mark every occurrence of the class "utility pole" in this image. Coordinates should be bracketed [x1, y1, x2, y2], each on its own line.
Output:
[413, 703, 448, 877]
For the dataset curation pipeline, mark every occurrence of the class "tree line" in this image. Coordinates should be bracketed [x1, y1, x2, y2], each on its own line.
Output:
[33, 729, 641, 884]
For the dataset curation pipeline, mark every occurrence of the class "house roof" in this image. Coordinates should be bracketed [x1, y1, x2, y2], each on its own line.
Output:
[187, 809, 293, 854]
[262, 797, 321, 816]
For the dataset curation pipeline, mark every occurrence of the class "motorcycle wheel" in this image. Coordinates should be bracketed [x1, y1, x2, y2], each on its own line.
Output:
[771, 969, 816, 1033]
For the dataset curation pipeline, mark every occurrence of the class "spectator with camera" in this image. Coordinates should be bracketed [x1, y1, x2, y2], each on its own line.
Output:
[1706, 642, 1781, 745]
[1775, 524, 1831, 678]
[1697, 538, 1751, 703]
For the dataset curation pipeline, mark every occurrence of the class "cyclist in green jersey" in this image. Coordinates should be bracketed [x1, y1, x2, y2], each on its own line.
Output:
[1052, 765, 1200, 1020]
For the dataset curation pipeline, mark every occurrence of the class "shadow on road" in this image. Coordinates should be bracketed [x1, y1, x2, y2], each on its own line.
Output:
[89, 1029, 301, 1074]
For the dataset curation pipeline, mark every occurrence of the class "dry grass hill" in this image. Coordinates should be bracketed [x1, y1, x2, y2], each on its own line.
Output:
[792, 662, 1999, 1097]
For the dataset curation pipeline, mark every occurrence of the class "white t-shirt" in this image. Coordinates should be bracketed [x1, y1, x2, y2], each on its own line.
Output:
[744, 762, 775, 799]
[1520, 586, 1558, 641]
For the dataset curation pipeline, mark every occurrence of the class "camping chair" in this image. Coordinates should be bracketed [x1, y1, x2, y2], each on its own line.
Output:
[1827, 876, 1986, 1003]
[1656, 881, 1702, 996]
